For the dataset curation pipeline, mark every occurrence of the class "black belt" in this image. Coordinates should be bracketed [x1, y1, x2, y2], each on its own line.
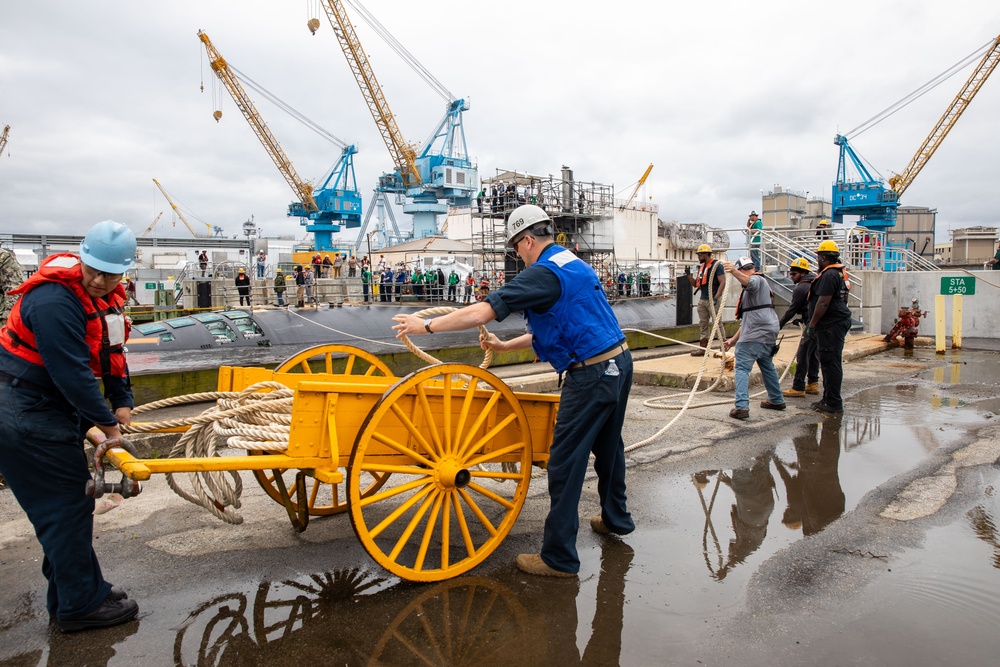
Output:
[0, 372, 52, 395]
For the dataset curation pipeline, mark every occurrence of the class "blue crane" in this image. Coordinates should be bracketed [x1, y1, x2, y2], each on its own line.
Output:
[832, 33, 1000, 233]
[313, 0, 477, 241]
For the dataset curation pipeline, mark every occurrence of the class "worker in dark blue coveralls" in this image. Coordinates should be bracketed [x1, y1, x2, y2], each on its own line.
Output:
[0, 220, 140, 632]
[391, 204, 634, 577]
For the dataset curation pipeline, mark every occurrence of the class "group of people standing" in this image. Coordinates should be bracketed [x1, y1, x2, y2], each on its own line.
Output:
[368, 265, 468, 304]
[687, 235, 853, 420]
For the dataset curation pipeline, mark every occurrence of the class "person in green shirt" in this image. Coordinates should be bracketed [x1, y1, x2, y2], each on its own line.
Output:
[273, 268, 286, 306]
[412, 269, 425, 299]
[361, 266, 372, 302]
[746, 211, 763, 271]
[987, 246, 1000, 270]
[447, 269, 460, 301]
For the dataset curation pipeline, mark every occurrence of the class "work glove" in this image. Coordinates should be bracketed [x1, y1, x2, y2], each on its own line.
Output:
[805, 326, 816, 339]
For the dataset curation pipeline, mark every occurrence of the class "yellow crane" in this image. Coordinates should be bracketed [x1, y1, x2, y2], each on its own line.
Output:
[197, 30, 318, 214]
[152, 178, 211, 238]
[141, 211, 165, 238]
[889, 33, 1000, 195]
[619, 163, 654, 210]
[314, 1, 420, 188]
[0, 125, 10, 155]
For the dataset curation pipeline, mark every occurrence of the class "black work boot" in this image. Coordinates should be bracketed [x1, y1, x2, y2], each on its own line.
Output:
[57, 597, 139, 633]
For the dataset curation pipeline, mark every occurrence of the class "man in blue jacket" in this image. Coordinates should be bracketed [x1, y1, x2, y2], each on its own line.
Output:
[0, 221, 140, 631]
[392, 204, 634, 577]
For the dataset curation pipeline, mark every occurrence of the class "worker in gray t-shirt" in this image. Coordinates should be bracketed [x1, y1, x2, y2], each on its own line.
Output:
[722, 256, 785, 420]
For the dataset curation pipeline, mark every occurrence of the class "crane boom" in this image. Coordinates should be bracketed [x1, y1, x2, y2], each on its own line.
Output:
[316, 1, 420, 188]
[0, 125, 9, 155]
[889, 33, 1000, 196]
[152, 179, 209, 238]
[141, 211, 165, 238]
[619, 163, 654, 210]
[197, 30, 318, 212]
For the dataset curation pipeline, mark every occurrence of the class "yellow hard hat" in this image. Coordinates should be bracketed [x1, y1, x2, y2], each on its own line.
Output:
[790, 257, 810, 271]
[818, 219, 830, 226]
[696, 244, 712, 254]
[817, 240, 840, 253]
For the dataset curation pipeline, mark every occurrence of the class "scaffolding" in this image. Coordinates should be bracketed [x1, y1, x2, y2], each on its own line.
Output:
[471, 166, 619, 292]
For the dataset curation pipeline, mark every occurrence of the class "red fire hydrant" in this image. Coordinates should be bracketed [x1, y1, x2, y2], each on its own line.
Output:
[883, 298, 927, 350]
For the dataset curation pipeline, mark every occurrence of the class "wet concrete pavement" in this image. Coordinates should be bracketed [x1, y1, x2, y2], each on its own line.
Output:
[1, 341, 999, 665]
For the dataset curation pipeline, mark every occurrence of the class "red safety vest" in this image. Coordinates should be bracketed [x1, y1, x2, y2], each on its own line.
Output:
[695, 259, 720, 288]
[0, 254, 130, 380]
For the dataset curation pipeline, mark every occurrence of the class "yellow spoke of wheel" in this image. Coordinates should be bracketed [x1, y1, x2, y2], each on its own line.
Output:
[414, 383, 445, 458]
[370, 429, 437, 468]
[412, 492, 445, 571]
[451, 489, 477, 559]
[441, 492, 452, 570]
[455, 395, 506, 461]
[465, 482, 516, 511]
[359, 475, 434, 508]
[389, 489, 440, 562]
[370, 483, 435, 539]
[456, 488, 498, 537]
[454, 392, 501, 456]
[388, 402, 441, 463]
[469, 469, 524, 481]
[465, 442, 527, 469]
[451, 379, 480, 457]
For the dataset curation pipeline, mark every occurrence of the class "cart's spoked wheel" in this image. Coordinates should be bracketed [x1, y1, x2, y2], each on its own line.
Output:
[253, 344, 394, 516]
[348, 364, 532, 581]
[368, 577, 529, 665]
[274, 343, 393, 376]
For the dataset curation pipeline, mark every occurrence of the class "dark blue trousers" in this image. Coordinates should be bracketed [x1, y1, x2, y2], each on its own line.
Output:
[0, 383, 111, 620]
[541, 350, 634, 574]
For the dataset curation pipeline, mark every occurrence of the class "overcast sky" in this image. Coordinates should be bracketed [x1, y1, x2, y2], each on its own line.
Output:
[1, 1, 998, 244]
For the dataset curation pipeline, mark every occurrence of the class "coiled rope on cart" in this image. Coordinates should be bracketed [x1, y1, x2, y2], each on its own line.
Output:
[124, 381, 294, 524]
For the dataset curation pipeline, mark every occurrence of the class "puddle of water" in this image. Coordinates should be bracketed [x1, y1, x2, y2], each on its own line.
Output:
[601, 385, 999, 656]
[819, 471, 1000, 665]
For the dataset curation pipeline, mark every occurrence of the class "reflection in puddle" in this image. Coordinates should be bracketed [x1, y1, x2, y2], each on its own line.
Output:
[968, 503, 1000, 569]
[774, 417, 846, 536]
[171, 539, 636, 666]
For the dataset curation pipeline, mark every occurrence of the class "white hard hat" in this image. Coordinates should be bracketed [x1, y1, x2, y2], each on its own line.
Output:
[505, 204, 551, 247]
[734, 256, 755, 270]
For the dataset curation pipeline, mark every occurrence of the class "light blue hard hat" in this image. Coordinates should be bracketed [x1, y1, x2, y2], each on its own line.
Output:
[80, 220, 137, 274]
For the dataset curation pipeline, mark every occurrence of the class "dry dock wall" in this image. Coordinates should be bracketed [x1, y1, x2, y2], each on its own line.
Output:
[864, 269, 1000, 338]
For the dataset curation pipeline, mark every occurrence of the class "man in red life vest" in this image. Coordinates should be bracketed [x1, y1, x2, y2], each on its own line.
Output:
[685, 244, 725, 356]
[0, 220, 140, 632]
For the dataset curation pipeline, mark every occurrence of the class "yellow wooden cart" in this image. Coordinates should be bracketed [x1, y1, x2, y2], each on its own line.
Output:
[95, 344, 559, 582]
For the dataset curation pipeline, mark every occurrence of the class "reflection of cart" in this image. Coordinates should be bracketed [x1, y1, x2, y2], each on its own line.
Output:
[97, 344, 559, 582]
[174, 570, 531, 666]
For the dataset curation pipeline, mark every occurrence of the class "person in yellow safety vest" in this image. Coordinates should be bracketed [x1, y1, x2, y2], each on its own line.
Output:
[685, 244, 725, 356]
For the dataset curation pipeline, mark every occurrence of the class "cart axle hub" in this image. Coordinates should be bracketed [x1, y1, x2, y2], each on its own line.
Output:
[436, 458, 471, 489]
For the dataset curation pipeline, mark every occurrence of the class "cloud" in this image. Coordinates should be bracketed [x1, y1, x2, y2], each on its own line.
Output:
[1, 0, 998, 245]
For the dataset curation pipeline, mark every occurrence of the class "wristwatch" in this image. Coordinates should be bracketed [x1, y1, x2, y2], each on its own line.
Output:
[424, 318, 433, 334]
